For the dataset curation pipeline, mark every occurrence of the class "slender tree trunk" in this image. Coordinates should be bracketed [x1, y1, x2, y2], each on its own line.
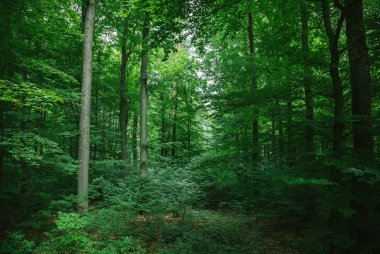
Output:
[166, 109, 172, 157]
[183, 87, 191, 154]
[248, 12, 259, 167]
[287, 100, 296, 166]
[171, 85, 179, 159]
[322, 5, 347, 251]
[139, 12, 149, 176]
[271, 108, 276, 157]
[119, 23, 128, 170]
[93, 84, 98, 161]
[244, 124, 249, 185]
[93, 50, 102, 161]
[160, 92, 166, 157]
[132, 112, 138, 162]
[321, 0, 345, 157]
[301, 1, 315, 161]
[277, 101, 284, 158]
[78, 0, 95, 214]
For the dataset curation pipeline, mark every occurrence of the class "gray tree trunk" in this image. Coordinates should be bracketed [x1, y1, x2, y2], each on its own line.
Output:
[78, 0, 95, 213]
[139, 12, 149, 176]
[183, 87, 191, 154]
[132, 112, 138, 162]
[119, 23, 128, 171]
[160, 92, 166, 157]
[171, 85, 179, 159]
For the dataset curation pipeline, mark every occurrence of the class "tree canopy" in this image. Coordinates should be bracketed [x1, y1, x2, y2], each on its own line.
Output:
[0, 0, 379, 253]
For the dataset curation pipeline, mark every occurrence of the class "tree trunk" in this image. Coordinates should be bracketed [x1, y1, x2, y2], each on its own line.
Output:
[321, 0, 345, 157]
[321, 5, 347, 252]
[301, 1, 315, 161]
[277, 101, 284, 158]
[93, 49, 102, 161]
[166, 108, 172, 157]
[139, 12, 149, 176]
[287, 100, 296, 166]
[345, 0, 374, 251]
[93, 78, 98, 161]
[171, 85, 179, 159]
[119, 22, 128, 170]
[271, 107, 276, 157]
[248, 12, 259, 167]
[183, 87, 191, 154]
[132, 112, 138, 162]
[345, 0, 373, 155]
[78, 0, 95, 214]
[160, 92, 166, 157]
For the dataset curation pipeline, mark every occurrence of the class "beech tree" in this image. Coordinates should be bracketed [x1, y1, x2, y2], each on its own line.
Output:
[77, 0, 96, 213]
[1, 0, 379, 253]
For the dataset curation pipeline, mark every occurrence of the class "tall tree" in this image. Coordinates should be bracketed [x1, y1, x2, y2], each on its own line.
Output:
[119, 22, 128, 170]
[183, 86, 192, 155]
[344, 0, 374, 251]
[132, 112, 138, 162]
[248, 11, 259, 166]
[301, 1, 315, 161]
[171, 84, 179, 159]
[345, 0, 373, 154]
[139, 12, 150, 176]
[78, 0, 96, 213]
[321, 0, 345, 157]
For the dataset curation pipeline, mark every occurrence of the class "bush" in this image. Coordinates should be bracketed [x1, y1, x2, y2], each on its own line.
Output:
[0, 232, 35, 254]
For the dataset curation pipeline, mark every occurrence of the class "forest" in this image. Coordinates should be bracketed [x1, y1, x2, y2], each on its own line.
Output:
[0, 0, 379, 253]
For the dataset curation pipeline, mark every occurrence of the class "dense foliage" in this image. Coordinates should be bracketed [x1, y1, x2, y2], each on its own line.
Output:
[0, 0, 379, 253]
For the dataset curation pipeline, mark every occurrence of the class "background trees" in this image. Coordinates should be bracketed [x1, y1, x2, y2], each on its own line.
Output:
[0, 0, 379, 253]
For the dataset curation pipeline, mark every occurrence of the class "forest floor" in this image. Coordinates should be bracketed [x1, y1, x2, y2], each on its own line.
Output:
[137, 209, 299, 254]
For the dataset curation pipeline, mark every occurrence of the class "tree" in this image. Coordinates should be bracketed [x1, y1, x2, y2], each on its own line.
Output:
[321, 0, 345, 157]
[119, 22, 128, 170]
[78, 0, 96, 213]
[248, 11, 259, 166]
[139, 11, 149, 176]
[344, 0, 373, 155]
[301, 0, 315, 161]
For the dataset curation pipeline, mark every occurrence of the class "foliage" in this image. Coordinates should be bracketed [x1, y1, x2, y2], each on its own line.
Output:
[1, 0, 379, 253]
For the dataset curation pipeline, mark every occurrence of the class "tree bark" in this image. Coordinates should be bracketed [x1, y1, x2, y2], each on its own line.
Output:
[119, 22, 128, 170]
[271, 107, 276, 157]
[160, 92, 166, 157]
[183, 87, 191, 154]
[345, 0, 373, 155]
[277, 101, 284, 158]
[132, 112, 138, 162]
[248, 12, 259, 167]
[321, 0, 345, 157]
[166, 107, 172, 157]
[345, 0, 374, 251]
[287, 100, 296, 166]
[139, 12, 149, 176]
[78, 0, 95, 214]
[171, 85, 179, 159]
[301, 1, 315, 161]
